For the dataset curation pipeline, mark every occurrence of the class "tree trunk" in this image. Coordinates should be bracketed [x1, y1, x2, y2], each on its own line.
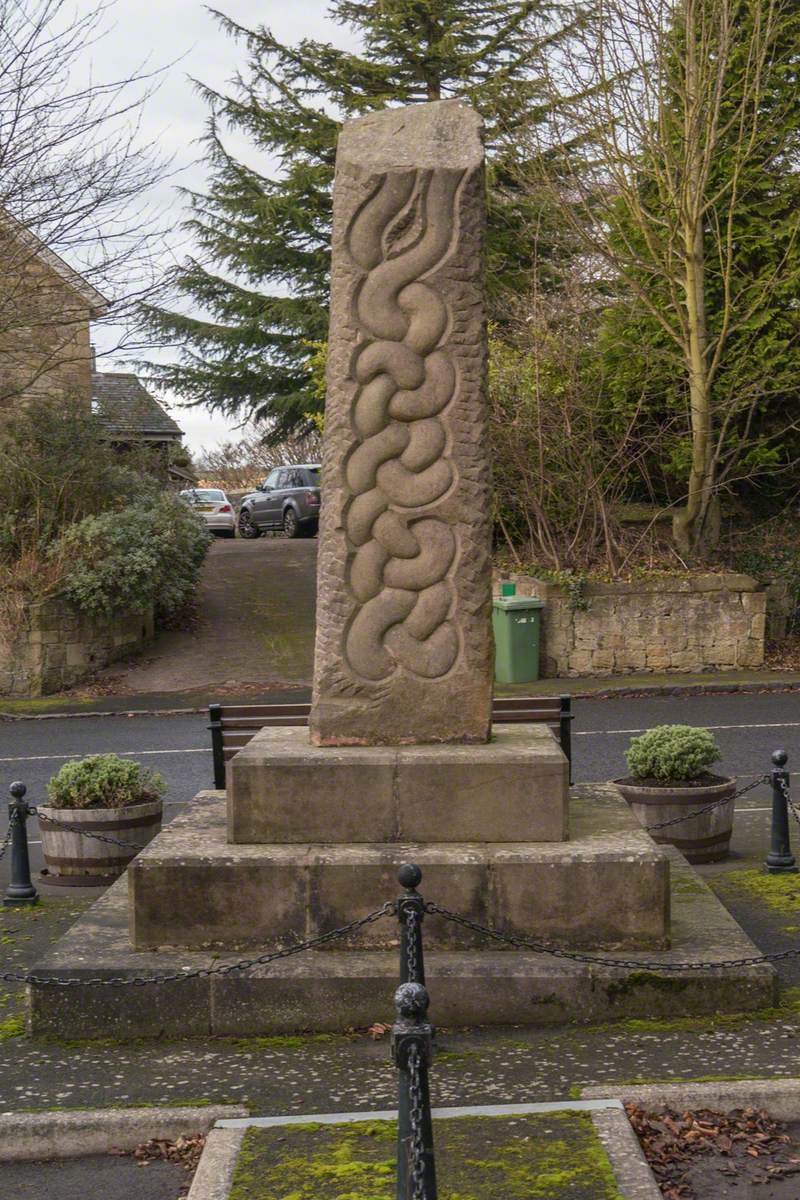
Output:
[673, 11, 716, 558]
[422, 11, 441, 100]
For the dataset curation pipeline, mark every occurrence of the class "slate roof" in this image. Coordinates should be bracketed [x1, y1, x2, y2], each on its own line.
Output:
[91, 372, 183, 438]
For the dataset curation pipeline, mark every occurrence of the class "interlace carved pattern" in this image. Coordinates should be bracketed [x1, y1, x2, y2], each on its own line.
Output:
[343, 168, 465, 682]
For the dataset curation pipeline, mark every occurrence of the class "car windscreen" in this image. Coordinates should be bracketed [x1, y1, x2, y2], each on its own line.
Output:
[305, 469, 320, 485]
[183, 489, 225, 501]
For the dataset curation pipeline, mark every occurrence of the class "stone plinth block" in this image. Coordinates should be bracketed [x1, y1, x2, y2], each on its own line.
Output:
[30, 802, 774, 1037]
[128, 794, 668, 952]
[228, 724, 567, 844]
[311, 100, 493, 745]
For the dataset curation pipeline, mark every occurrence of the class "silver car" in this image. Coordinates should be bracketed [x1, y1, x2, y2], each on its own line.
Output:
[180, 488, 236, 537]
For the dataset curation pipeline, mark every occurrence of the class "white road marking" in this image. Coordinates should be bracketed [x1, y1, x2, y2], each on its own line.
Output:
[0, 748, 209, 763]
[576, 722, 800, 737]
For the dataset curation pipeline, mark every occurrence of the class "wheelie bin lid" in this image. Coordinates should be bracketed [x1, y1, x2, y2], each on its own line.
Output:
[492, 596, 544, 611]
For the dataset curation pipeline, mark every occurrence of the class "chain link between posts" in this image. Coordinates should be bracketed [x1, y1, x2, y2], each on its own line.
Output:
[777, 774, 800, 832]
[0, 807, 16, 864]
[1, 901, 397, 988]
[3, 764, 795, 988]
[29, 808, 143, 853]
[643, 774, 769, 833]
[424, 901, 800, 972]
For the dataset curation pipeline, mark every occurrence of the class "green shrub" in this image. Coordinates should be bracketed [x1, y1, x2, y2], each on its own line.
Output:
[625, 724, 722, 782]
[55, 493, 210, 622]
[47, 754, 165, 810]
[0, 397, 177, 563]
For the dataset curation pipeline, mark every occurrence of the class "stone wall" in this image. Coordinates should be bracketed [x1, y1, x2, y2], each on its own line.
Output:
[0, 595, 154, 698]
[503, 573, 766, 677]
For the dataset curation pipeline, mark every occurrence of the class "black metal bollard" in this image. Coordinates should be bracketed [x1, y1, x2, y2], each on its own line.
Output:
[4, 782, 39, 906]
[765, 750, 797, 875]
[208, 703, 226, 790]
[398, 863, 426, 985]
[392, 981, 437, 1200]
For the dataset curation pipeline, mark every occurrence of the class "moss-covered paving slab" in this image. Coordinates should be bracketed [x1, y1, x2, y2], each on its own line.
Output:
[227, 1112, 623, 1199]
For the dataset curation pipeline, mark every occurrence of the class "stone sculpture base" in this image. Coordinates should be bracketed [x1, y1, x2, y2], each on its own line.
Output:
[29, 804, 774, 1038]
[227, 724, 567, 844]
[128, 794, 668, 952]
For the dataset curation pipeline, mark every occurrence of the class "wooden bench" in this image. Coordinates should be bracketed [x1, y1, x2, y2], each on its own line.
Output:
[209, 695, 573, 788]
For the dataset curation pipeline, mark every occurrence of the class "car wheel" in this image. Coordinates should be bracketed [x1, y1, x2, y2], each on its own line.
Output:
[238, 510, 260, 539]
[283, 508, 300, 538]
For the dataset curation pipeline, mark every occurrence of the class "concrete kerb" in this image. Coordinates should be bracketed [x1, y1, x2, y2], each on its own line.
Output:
[189, 1100, 661, 1200]
[582, 1077, 800, 1121]
[0, 1104, 249, 1162]
[3, 673, 800, 719]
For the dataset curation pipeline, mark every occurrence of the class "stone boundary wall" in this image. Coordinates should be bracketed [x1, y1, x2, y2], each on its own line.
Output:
[501, 573, 766, 678]
[0, 594, 154, 697]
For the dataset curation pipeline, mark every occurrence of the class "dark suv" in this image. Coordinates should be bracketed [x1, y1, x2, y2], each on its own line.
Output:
[237, 464, 321, 539]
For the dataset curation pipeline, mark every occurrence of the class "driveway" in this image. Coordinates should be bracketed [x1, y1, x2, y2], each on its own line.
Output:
[99, 537, 317, 695]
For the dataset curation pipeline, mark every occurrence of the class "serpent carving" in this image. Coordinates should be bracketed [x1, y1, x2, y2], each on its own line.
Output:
[343, 168, 465, 682]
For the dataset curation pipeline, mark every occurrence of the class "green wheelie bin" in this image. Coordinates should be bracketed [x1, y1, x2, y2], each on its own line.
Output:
[492, 584, 544, 684]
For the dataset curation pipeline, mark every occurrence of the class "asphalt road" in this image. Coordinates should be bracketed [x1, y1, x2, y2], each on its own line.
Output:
[1, 689, 798, 893]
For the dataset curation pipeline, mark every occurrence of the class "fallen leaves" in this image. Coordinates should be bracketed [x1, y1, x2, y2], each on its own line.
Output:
[627, 1104, 800, 1197]
[113, 1132, 207, 1178]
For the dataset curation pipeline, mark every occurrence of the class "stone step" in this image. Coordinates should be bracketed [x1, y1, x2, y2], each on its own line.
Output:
[29, 841, 775, 1038]
[128, 788, 668, 952]
[227, 723, 568, 844]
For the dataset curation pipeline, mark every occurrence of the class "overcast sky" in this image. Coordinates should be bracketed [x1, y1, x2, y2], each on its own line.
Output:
[92, 1, 349, 455]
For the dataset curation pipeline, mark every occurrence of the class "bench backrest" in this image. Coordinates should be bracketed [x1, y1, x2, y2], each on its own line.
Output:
[209, 695, 572, 788]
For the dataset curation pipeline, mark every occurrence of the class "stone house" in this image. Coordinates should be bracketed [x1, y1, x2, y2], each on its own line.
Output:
[0, 207, 189, 475]
[0, 208, 108, 410]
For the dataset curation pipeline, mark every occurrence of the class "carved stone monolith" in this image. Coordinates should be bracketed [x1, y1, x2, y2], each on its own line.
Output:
[311, 100, 493, 746]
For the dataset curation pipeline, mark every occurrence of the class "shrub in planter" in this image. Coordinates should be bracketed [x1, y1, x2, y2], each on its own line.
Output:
[625, 725, 722, 784]
[39, 755, 165, 884]
[616, 725, 735, 864]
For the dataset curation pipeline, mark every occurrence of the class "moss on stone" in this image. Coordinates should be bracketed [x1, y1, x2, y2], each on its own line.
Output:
[715, 869, 800, 915]
[579, 986, 800, 1036]
[228, 1113, 623, 1199]
[670, 876, 708, 896]
[0, 1012, 25, 1040]
[224, 1034, 336, 1052]
[606, 971, 692, 1003]
[600, 1072, 777, 1088]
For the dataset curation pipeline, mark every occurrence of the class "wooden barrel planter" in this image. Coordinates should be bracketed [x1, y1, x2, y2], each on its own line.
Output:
[615, 775, 736, 864]
[37, 800, 162, 886]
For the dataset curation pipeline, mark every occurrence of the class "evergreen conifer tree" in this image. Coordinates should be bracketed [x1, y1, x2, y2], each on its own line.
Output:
[142, 1, 576, 436]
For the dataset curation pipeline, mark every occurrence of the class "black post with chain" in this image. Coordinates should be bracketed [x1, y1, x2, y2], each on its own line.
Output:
[398, 863, 426, 985]
[391, 985, 437, 1200]
[766, 750, 797, 874]
[4, 782, 38, 907]
[392, 872, 437, 1200]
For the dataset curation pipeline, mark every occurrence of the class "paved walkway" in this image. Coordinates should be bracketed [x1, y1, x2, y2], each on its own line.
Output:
[91, 537, 317, 696]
